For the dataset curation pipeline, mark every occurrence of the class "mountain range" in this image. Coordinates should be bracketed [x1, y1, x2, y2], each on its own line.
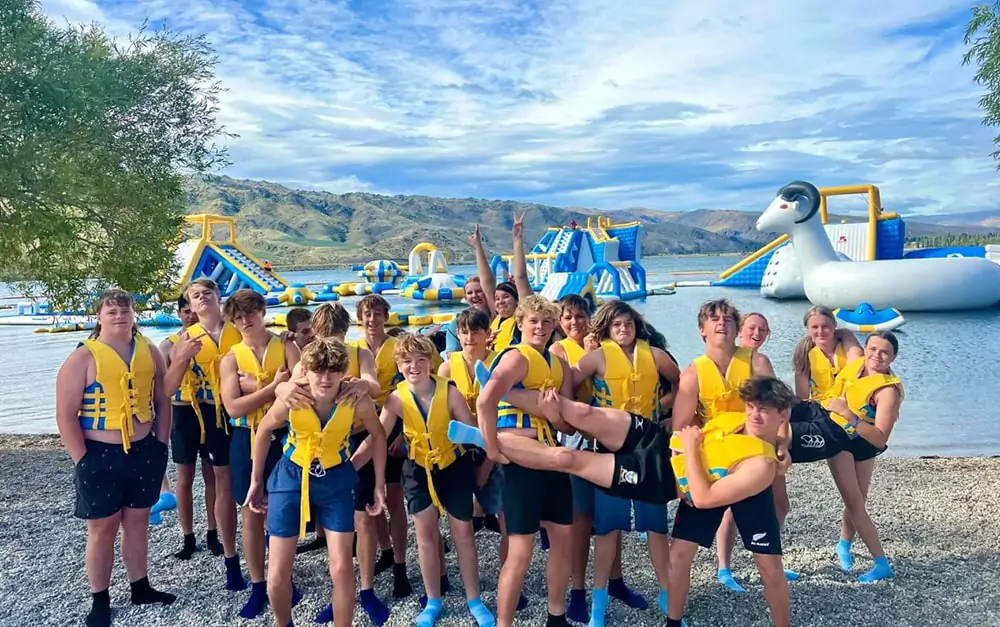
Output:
[185, 176, 1000, 267]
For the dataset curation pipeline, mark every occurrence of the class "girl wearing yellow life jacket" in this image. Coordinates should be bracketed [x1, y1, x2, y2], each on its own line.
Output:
[738, 312, 770, 351]
[246, 337, 386, 627]
[219, 289, 301, 620]
[792, 306, 864, 402]
[361, 333, 496, 627]
[573, 301, 681, 622]
[822, 331, 904, 584]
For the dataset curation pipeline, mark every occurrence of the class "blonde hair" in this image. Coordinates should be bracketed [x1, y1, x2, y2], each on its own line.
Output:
[792, 306, 837, 375]
[185, 277, 220, 295]
[300, 336, 349, 374]
[312, 302, 351, 338]
[392, 332, 436, 362]
[515, 295, 560, 323]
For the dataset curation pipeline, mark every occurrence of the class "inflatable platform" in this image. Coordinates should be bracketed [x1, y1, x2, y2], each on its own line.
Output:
[490, 216, 650, 303]
[175, 214, 288, 298]
[399, 243, 467, 302]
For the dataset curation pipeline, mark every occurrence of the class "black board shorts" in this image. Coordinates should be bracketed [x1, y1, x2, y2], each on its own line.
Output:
[74, 434, 168, 520]
[672, 486, 782, 555]
[789, 401, 852, 464]
[605, 413, 676, 505]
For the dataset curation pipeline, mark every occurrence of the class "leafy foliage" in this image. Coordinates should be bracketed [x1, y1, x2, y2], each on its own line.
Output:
[964, 2, 1000, 165]
[0, 0, 231, 308]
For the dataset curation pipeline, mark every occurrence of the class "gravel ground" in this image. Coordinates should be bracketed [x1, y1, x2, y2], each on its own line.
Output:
[2, 435, 999, 626]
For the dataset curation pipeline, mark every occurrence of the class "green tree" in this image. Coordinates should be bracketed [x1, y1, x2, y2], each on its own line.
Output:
[964, 2, 1000, 165]
[0, 0, 231, 310]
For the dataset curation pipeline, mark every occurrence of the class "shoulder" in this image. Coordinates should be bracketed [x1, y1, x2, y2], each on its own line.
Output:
[438, 359, 452, 376]
[549, 341, 566, 358]
[751, 350, 773, 369]
[678, 365, 699, 389]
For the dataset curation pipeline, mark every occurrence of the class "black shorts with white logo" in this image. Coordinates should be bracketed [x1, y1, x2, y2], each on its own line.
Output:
[605, 413, 676, 505]
[671, 486, 782, 555]
[789, 401, 852, 464]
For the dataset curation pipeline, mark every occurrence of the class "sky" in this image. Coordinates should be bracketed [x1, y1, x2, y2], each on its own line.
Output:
[38, 0, 1000, 216]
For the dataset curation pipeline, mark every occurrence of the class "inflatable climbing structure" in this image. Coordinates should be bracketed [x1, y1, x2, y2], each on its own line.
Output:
[490, 216, 647, 304]
[174, 214, 288, 297]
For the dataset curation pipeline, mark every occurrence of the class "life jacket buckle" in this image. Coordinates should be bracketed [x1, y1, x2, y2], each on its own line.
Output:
[309, 460, 326, 478]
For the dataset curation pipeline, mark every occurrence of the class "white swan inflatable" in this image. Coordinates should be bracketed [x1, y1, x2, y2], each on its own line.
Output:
[756, 181, 1000, 312]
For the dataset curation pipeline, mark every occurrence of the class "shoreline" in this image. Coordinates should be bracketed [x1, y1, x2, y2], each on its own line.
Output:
[2, 444, 999, 625]
[5, 434, 997, 459]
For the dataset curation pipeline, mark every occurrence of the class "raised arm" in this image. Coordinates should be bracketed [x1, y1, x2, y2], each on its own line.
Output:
[220, 353, 286, 419]
[55, 348, 90, 463]
[162, 330, 203, 398]
[470, 224, 498, 316]
[510, 212, 534, 299]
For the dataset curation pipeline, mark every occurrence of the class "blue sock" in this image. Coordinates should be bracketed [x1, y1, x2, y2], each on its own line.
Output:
[149, 511, 163, 526]
[658, 589, 669, 615]
[468, 596, 496, 627]
[608, 577, 647, 610]
[421, 574, 452, 608]
[448, 421, 485, 447]
[151, 492, 177, 515]
[239, 581, 269, 619]
[359, 588, 390, 626]
[314, 603, 332, 624]
[417, 597, 443, 627]
[589, 588, 609, 627]
[639, 532, 648, 543]
[836, 539, 855, 572]
[566, 589, 589, 623]
[291, 581, 302, 607]
[225, 555, 247, 591]
[858, 557, 893, 584]
[784, 568, 800, 581]
[717, 568, 745, 593]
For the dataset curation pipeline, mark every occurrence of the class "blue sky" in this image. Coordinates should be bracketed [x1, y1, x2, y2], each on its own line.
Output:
[40, 0, 1000, 216]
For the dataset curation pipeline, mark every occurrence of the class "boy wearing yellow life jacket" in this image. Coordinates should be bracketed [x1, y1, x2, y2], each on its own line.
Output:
[358, 333, 496, 627]
[219, 290, 300, 619]
[56, 290, 175, 627]
[572, 301, 681, 624]
[284, 307, 316, 350]
[821, 332, 904, 583]
[170, 278, 243, 590]
[476, 295, 576, 627]
[159, 293, 223, 557]
[246, 337, 387, 627]
[352, 295, 413, 600]
[666, 377, 794, 627]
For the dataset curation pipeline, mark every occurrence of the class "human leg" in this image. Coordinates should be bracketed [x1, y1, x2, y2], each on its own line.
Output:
[730, 488, 789, 627]
[828, 453, 891, 582]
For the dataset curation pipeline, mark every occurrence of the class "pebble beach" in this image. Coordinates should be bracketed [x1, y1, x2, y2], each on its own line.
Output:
[2, 435, 998, 627]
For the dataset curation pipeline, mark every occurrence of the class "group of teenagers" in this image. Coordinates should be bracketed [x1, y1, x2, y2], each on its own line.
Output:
[55, 217, 905, 627]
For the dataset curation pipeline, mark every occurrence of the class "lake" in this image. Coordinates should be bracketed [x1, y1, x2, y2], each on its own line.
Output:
[2, 255, 998, 457]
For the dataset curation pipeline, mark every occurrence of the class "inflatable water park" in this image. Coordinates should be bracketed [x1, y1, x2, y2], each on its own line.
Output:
[0, 212, 670, 331]
[489, 216, 658, 307]
[666, 182, 1000, 330]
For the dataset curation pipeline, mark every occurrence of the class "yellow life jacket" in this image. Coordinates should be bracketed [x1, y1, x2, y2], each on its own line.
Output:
[694, 347, 753, 424]
[592, 339, 660, 419]
[354, 336, 402, 407]
[166, 333, 199, 405]
[490, 315, 519, 352]
[495, 344, 563, 446]
[448, 351, 496, 416]
[397, 375, 465, 512]
[808, 343, 847, 401]
[77, 336, 156, 453]
[557, 338, 594, 404]
[188, 321, 242, 436]
[670, 430, 776, 503]
[229, 335, 286, 454]
[823, 357, 903, 437]
[283, 400, 356, 538]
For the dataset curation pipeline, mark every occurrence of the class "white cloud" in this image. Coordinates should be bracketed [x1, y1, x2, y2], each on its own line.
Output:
[37, 0, 1000, 217]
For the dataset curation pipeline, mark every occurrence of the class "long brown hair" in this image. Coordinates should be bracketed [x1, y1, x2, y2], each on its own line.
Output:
[589, 301, 651, 343]
[792, 305, 837, 375]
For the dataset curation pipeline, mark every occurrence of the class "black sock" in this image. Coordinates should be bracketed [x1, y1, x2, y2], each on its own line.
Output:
[546, 612, 569, 627]
[174, 533, 198, 560]
[130, 577, 177, 606]
[666, 619, 684, 627]
[86, 589, 111, 627]
[206, 529, 223, 556]
[392, 562, 412, 598]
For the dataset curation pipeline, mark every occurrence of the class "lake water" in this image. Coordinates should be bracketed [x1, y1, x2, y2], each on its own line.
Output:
[2, 256, 998, 457]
